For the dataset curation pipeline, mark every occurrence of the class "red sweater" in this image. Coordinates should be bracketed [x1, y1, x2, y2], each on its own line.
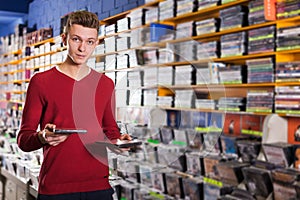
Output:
[17, 67, 121, 195]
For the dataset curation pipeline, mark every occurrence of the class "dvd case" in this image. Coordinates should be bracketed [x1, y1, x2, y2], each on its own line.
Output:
[262, 142, 294, 167]
[242, 166, 273, 198]
[182, 177, 203, 200]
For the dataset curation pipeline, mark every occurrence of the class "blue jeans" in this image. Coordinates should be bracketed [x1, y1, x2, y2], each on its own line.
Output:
[37, 188, 114, 200]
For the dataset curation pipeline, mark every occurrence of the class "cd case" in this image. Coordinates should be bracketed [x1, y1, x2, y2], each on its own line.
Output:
[53, 129, 87, 134]
[97, 139, 142, 148]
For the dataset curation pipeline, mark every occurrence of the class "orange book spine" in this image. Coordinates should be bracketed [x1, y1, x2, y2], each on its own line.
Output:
[264, 0, 277, 21]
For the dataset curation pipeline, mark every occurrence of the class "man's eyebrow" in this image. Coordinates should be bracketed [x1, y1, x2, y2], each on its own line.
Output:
[71, 34, 97, 40]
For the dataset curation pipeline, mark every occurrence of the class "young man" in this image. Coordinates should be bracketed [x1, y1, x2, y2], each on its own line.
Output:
[17, 10, 130, 200]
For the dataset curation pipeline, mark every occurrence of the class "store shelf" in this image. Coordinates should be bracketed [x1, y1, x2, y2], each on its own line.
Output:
[159, 106, 271, 116]
[100, 0, 165, 25]
[161, 0, 249, 24]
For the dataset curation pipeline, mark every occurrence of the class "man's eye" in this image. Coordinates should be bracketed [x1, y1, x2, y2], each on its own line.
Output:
[88, 40, 95, 45]
[72, 38, 80, 42]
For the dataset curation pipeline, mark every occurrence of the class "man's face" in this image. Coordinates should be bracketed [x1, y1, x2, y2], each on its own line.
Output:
[64, 24, 98, 65]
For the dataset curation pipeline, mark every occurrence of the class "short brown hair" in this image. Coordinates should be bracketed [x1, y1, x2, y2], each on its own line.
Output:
[65, 10, 99, 34]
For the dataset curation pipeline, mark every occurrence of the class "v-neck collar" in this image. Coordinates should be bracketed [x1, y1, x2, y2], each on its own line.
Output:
[54, 66, 92, 82]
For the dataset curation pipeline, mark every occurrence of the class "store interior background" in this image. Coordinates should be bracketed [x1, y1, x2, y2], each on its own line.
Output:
[0, 0, 144, 37]
[1, 0, 300, 199]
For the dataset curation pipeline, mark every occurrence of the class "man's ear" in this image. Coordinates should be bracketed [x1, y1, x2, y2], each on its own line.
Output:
[61, 33, 67, 46]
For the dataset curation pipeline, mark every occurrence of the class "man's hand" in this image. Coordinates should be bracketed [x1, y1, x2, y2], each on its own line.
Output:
[119, 133, 132, 141]
[38, 123, 69, 146]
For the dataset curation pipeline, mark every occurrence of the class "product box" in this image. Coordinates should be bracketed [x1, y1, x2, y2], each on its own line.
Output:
[203, 154, 225, 180]
[160, 126, 174, 144]
[182, 177, 203, 200]
[220, 134, 248, 156]
[215, 160, 249, 185]
[262, 142, 294, 167]
[173, 129, 188, 147]
[117, 158, 140, 183]
[242, 166, 273, 198]
[185, 151, 205, 176]
[150, 23, 174, 42]
[203, 180, 233, 200]
[288, 117, 300, 144]
[119, 182, 139, 200]
[219, 188, 255, 200]
[139, 164, 153, 187]
[165, 172, 184, 199]
[236, 140, 261, 163]
[241, 115, 264, 136]
[186, 129, 204, 150]
[222, 113, 242, 135]
[294, 145, 300, 169]
[144, 142, 158, 164]
[202, 131, 222, 153]
[156, 145, 186, 172]
[271, 168, 300, 200]
[133, 187, 151, 200]
[151, 166, 170, 193]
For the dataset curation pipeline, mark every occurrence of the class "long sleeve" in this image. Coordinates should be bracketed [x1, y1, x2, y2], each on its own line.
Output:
[102, 79, 121, 140]
[17, 74, 45, 152]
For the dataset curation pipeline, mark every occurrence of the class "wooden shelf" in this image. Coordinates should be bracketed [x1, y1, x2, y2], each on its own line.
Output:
[159, 106, 271, 116]
[161, 0, 249, 24]
[29, 37, 55, 47]
[1, 49, 22, 57]
[100, 0, 164, 25]
[99, 24, 150, 41]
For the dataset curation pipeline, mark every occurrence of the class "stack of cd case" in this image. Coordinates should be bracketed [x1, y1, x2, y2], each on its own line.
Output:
[143, 89, 157, 107]
[246, 57, 274, 83]
[275, 61, 300, 83]
[219, 5, 248, 31]
[197, 0, 220, 11]
[246, 89, 274, 113]
[174, 90, 195, 108]
[220, 32, 247, 57]
[169, 40, 197, 62]
[176, 21, 195, 39]
[197, 40, 220, 59]
[218, 65, 244, 84]
[158, 66, 173, 85]
[127, 8, 146, 28]
[176, 0, 198, 16]
[127, 71, 142, 88]
[248, 26, 276, 54]
[145, 7, 158, 24]
[275, 86, 300, 114]
[116, 17, 130, 33]
[276, 25, 300, 51]
[174, 65, 196, 85]
[276, 0, 300, 19]
[195, 99, 216, 110]
[158, 0, 177, 21]
[217, 97, 246, 112]
[195, 18, 220, 36]
[248, 0, 267, 25]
